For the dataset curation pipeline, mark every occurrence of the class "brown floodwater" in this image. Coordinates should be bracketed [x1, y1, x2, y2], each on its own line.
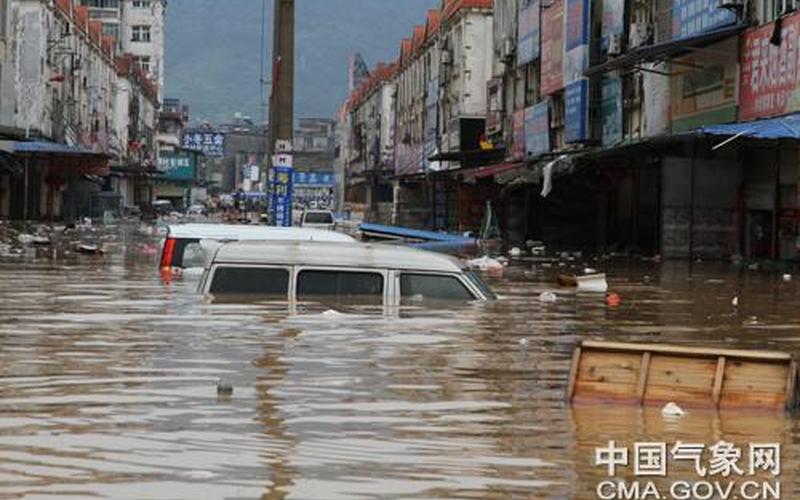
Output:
[0, 227, 799, 499]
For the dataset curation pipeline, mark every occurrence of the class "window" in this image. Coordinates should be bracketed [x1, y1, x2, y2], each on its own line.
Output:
[209, 267, 289, 296]
[303, 212, 333, 224]
[102, 23, 119, 40]
[81, 0, 119, 8]
[181, 242, 206, 268]
[132, 0, 151, 7]
[297, 270, 383, 303]
[131, 25, 151, 42]
[400, 273, 475, 301]
[133, 56, 151, 73]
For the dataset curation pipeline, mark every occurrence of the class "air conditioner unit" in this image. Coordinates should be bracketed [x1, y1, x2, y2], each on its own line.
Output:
[501, 37, 515, 62]
[441, 50, 452, 65]
[607, 34, 623, 56]
[629, 22, 651, 48]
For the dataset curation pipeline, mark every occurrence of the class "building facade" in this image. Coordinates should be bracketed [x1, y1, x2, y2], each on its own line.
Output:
[339, 0, 800, 261]
[0, 0, 162, 221]
[80, 0, 165, 94]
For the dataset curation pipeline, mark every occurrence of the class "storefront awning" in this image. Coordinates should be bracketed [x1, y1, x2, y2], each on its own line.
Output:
[692, 113, 800, 140]
[584, 24, 747, 77]
[428, 148, 506, 165]
[463, 161, 524, 180]
[0, 140, 110, 176]
[0, 140, 109, 157]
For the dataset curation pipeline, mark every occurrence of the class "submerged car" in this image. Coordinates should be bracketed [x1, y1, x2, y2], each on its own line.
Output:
[198, 240, 496, 305]
[160, 223, 357, 270]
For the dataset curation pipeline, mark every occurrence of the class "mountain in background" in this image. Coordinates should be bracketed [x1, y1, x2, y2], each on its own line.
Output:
[165, 0, 439, 125]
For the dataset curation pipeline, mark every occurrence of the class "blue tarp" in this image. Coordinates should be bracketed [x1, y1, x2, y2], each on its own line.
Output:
[359, 223, 469, 242]
[694, 114, 800, 140]
[0, 140, 107, 156]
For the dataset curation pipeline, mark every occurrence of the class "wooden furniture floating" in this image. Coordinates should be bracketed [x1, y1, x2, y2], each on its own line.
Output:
[566, 341, 799, 411]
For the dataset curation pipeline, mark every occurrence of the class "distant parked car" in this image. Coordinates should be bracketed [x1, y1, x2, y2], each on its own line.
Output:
[153, 200, 173, 216]
[187, 204, 208, 216]
[300, 210, 335, 230]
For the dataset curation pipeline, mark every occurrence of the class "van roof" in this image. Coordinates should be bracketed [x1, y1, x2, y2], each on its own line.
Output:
[211, 240, 466, 273]
[167, 224, 355, 242]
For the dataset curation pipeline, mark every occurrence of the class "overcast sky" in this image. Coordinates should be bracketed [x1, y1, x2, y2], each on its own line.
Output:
[165, 0, 439, 124]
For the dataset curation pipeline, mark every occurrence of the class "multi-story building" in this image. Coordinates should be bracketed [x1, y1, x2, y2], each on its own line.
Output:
[341, 1, 494, 230]
[0, 0, 161, 221]
[80, 0, 165, 94]
[339, 0, 800, 261]
[343, 64, 397, 222]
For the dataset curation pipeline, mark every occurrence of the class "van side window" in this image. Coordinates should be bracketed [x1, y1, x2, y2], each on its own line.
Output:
[297, 270, 383, 303]
[400, 273, 475, 301]
[209, 267, 289, 295]
[182, 242, 206, 268]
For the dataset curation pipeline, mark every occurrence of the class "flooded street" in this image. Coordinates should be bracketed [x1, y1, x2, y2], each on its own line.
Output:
[0, 229, 799, 499]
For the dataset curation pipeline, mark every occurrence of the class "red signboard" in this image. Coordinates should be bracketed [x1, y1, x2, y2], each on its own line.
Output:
[511, 110, 525, 161]
[740, 11, 800, 121]
[541, 0, 565, 96]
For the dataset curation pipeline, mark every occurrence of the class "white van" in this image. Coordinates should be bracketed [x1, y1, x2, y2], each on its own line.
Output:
[199, 240, 496, 304]
[160, 223, 356, 270]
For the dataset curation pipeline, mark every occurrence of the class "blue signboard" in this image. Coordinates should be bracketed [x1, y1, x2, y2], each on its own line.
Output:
[672, 0, 737, 40]
[524, 102, 550, 157]
[270, 165, 293, 227]
[564, 0, 590, 82]
[158, 151, 196, 181]
[182, 130, 226, 158]
[565, 79, 589, 143]
[293, 171, 334, 187]
[517, 0, 540, 66]
[601, 75, 623, 146]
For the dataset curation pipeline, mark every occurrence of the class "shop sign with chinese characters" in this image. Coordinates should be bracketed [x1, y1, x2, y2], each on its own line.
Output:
[594, 441, 781, 499]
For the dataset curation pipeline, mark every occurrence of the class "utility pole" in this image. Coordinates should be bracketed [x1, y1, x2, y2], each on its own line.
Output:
[267, 0, 295, 226]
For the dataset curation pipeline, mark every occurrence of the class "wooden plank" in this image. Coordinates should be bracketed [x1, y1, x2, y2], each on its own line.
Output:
[712, 356, 726, 408]
[785, 361, 798, 411]
[566, 346, 581, 402]
[720, 360, 789, 410]
[643, 355, 717, 407]
[636, 352, 651, 405]
[573, 351, 641, 403]
[580, 340, 792, 361]
[572, 341, 797, 411]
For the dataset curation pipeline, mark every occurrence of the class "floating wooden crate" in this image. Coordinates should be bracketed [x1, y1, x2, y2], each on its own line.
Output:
[566, 341, 799, 411]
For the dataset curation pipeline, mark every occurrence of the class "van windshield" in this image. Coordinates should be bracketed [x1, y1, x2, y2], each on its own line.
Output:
[465, 271, 497, 300]
[304, 212, 333, 224]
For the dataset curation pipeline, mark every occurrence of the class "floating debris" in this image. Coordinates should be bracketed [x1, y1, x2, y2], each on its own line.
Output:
[75, 244, 104, 255]
[783, 274, 792, 282]
[216, 378, 233, 396]
[661, 402, 686, 418]
[606, 293, 621, 308]
[539, 291, 558, 303]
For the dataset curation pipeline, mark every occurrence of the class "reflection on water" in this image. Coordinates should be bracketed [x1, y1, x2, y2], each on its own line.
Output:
[0, 235, 798, 498]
